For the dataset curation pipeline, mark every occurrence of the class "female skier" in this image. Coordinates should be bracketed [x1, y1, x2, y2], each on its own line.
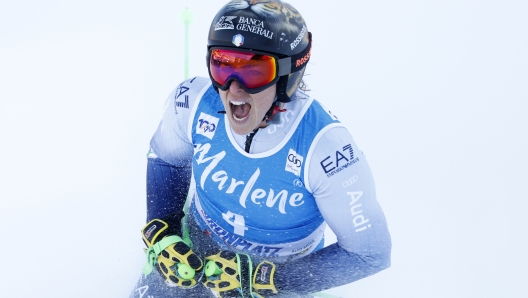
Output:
[130, 1, 391, 297]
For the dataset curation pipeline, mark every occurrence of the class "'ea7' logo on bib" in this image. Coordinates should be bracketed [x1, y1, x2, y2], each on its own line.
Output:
[197, 112, 219, 139]
[285, 148, 303, 176]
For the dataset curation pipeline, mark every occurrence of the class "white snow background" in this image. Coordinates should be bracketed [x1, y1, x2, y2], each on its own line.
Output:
[1, 0, 527, 297]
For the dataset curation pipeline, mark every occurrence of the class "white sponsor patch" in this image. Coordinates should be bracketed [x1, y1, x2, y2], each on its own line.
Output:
[196, 112, 219, 140]
[285, 148, 303, 176]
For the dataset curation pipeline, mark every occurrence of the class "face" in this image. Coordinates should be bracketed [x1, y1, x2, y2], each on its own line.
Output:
[219, 81, 276, 135]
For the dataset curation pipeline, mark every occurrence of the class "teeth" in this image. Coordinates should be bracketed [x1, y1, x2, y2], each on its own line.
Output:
[230, 101, 246, 105]
[229, 100, 249, 122]
[233, 114, 248, 122]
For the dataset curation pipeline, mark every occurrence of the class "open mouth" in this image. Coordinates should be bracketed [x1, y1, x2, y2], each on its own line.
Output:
[230, 101, 251, 122]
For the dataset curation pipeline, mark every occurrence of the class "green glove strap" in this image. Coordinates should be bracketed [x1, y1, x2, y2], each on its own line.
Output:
[181, 184, 194, 248]
[180, 214, 192, 248]
[236, 253, 254, 298]
[142, 235, 183, 275]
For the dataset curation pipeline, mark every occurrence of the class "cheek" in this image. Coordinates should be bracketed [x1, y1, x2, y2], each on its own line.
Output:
[253, 98, 271, 115]
[255, 89, 276, 111]
[218, 91, 229, 107]
[218, 90, 227, 100]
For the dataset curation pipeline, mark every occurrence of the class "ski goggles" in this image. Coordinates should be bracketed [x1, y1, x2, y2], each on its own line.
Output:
[207, 48, 289, 93]
[207, 34, 312, 94]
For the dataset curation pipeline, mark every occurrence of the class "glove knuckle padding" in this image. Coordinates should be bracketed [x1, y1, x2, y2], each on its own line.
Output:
[203, 252, 260, 298]
[172, 241, 202, 270]
[204, 252, 240, 291]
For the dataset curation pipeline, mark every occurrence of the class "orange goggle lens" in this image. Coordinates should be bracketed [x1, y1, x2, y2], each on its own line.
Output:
[209, 49, 277, 90]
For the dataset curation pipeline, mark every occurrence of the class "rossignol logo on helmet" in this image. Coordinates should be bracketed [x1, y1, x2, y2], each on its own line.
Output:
[214, 16, 237, 30]
[291, 24, 307, 50]
[296, 48, 311, 67]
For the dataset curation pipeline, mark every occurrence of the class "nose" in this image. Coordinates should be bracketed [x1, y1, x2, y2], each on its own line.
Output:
[228, 80, 244, 93]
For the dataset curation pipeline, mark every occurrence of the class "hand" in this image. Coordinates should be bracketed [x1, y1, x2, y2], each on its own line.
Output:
[141, 218, 203, 288]
[202, 251, 277, 297]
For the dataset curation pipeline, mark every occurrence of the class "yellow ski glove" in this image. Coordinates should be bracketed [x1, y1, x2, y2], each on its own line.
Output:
[202, 251, 277, 297]
[141, 218, 203, 288]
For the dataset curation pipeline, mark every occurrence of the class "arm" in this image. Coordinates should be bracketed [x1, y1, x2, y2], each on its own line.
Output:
[146, 157, 191, 222]
[145, 77, 208, 223]
[274, 126, 391, 294]
[139, 78, 208, 289]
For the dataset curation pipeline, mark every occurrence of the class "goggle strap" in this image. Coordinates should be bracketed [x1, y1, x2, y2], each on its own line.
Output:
[276, 32, 312, 77]
[277, 57, 292, 76]
[290, 32, 312, 73]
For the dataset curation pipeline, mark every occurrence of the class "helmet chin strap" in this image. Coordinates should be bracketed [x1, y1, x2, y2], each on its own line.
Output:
[263, 97, 287, 125]
[262, 74, 290, 124]
[275, 75, 291, 103]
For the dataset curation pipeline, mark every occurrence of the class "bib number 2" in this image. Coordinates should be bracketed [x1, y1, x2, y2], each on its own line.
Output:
[222, 211, 248, 236]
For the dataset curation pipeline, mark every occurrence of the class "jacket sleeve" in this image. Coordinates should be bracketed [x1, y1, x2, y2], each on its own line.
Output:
[146, 157, 191, 222]
[145, 77, 210, 223]
[274, 126, 391, 294]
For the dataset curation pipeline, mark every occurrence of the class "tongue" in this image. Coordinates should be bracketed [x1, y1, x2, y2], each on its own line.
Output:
[232, 103, 250, 119]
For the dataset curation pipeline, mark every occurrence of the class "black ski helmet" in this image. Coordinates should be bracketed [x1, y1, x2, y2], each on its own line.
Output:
[207, 0, 312, 102]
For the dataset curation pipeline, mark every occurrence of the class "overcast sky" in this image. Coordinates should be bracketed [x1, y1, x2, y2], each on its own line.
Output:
[1, 1, 527, 297]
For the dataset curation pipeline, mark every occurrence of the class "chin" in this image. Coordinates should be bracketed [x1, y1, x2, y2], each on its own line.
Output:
[228, 115, 257, 135]
[230, 122, 254, 135]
